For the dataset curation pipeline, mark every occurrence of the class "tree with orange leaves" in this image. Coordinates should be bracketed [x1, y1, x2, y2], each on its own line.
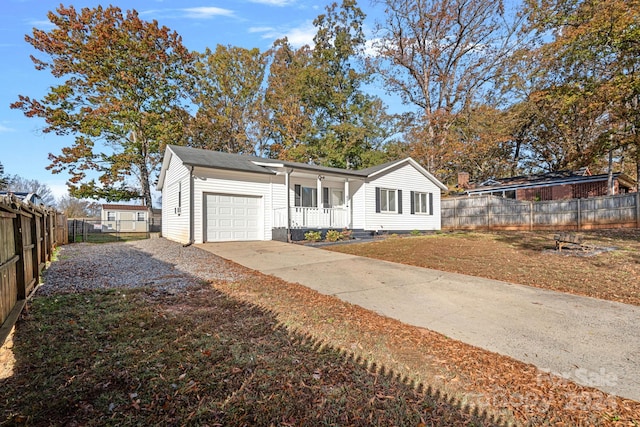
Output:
[11, 5, 194, 208]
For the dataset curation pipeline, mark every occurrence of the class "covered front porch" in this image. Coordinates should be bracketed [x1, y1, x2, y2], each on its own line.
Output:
[273, 206, 349, 229]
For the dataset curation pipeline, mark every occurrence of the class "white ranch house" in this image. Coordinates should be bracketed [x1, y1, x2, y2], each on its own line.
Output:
[157, 145, 447, 243]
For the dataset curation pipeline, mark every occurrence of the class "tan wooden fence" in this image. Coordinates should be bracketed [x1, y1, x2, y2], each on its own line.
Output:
[442, 192, 640, 231]
[0, 194, 67, 335]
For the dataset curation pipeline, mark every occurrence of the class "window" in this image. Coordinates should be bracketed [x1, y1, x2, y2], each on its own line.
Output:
[322, 187, 344, 208]
[107, 212, 116, 221]
[411, 191, 433, 215]
[375, 187, 402, 214]
[381, 188, 395, 212]
[294, 185, 317, 207]
[137, 212, 145, 221]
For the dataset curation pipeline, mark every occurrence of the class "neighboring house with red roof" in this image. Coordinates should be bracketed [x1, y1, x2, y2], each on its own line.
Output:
[100, 204, 150, 232]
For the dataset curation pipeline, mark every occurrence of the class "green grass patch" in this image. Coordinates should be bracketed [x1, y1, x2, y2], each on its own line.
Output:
[72, 233, 150, 244]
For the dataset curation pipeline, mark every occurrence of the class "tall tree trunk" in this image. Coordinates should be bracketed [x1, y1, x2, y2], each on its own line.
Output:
[607, 149, 614, 195]
[139, 163, 152, 208]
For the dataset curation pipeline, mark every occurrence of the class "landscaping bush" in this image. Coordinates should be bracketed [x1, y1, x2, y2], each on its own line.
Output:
[325, 230, 342, 242]
[304, 230, 322, 242]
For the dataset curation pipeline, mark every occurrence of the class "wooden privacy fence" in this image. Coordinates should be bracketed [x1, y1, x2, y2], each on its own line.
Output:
[0, 194, 67, 332]
[442, 192, 640, 231]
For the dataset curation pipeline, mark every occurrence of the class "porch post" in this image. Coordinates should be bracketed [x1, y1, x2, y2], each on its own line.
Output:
[344, 179, 351, 228]
[286, 169, 292, 242]
[317, 175, 324, 208]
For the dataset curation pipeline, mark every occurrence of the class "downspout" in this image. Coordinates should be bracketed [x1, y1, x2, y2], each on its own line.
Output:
[285, 169, 292, 242]
[184, 165, 195, 247]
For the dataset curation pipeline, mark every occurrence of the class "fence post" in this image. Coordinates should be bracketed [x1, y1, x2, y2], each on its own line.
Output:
[13, 213, 26, 299]
[453, 199, 458, 229]
[576, 198, 581, 231]
[636, 191, 640, 229]
[487, 197, 492, 230]
[529, 201, 533, 231]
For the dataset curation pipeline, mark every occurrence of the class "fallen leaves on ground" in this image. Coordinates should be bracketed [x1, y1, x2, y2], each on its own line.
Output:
[326, 230, 640, 306]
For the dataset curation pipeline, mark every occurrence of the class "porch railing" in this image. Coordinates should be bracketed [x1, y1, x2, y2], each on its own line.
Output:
[273, 207, 348, 229]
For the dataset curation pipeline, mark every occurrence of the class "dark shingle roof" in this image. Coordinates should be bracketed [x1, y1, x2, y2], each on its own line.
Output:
[168, 145, 276, 175]
[167, 145, 379, 177]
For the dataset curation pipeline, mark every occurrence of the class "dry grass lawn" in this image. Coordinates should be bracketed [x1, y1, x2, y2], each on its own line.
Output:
[326, 229, 640, 306]
[2, 235, 639, 426]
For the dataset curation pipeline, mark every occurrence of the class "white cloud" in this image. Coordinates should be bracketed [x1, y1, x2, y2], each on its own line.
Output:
[181, 7, 235, 19]
[28, 19, 55, 29]
[249, 26, 275, 34]
[0, 124, 15, 133]
[283, 21, 316, 48]
[248, 0, 296, 6]
[258, 21, 315, 48]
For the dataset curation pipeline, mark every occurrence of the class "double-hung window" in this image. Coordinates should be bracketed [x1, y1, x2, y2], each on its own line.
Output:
[380, 188, 397, 213]
[107, 212, 116, 221]
[375, 187, 402, 214]
[137, 212, 145, 221]
[294, 185, 318, 207]
[411, 191, 433, 215]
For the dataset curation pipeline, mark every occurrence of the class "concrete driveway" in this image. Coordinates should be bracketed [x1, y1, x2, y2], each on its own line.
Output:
[197, 240, 640, 401]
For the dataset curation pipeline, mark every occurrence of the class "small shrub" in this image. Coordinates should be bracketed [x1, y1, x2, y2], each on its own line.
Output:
[304, 230, 322, 242]
[410, 230, 422, 236]
[325, 230, 342, 242]
[340, 228, 352, 240]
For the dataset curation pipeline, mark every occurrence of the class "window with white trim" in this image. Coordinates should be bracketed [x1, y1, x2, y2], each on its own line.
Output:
[294, 185, 318, 207]
[380, 188, 397, 213]
[322, 187, 344, 208]
[107, 212, 116, 221]
[137, 211, 145, 221]
[375, 187, 403, 214]
[411, 191, 433, 215]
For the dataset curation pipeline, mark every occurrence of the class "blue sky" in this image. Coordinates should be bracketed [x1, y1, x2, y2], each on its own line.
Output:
[0, 0, 390, 200]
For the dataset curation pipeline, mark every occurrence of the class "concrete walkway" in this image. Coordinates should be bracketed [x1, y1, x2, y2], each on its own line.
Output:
[197, 241, 640, 401]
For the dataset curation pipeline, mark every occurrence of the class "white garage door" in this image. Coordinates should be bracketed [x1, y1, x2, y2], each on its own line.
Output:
[204, 193, 262, 242]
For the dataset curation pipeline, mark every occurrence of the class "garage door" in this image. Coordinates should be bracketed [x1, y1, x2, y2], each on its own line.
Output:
[204, 193, 262, 241]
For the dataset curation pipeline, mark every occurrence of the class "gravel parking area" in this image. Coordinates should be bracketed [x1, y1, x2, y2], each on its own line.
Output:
[41, 238, 247, 296]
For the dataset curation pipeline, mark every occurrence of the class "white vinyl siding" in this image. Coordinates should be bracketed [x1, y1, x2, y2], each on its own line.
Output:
[161, 153, 191, 244]
[350, 180, 365, 229]
[364, 164, 441, 231]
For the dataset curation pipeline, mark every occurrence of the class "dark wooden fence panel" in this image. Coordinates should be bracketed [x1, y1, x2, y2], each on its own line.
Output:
[0, 195, 65, 330]
[0, 211, 18, 326]
[442, 193, 640, 231]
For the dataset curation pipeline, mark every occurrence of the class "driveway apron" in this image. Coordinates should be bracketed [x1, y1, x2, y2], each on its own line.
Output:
[197, 240, 640, 401]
